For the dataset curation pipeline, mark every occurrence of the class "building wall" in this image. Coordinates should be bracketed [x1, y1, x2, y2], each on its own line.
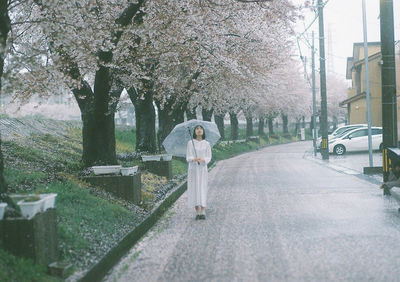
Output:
[346, 43, 400, 138]
[361, 55, 382, 126]
[349, 99, 366, 125]
[358, 45, 381, 61]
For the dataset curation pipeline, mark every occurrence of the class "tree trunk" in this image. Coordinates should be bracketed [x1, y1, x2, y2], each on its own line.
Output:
[0, 137, 6, 197]
[332, 116, 338, 131]
[282, 113, 289, 134]
[81, 112, 118, 166]
[214, 114, 225, 140]
[174, 108, 185, 125]
[0, 2, 11, 196]
[302, 116, 306, 128]
[202, 108, 213, 121]
[268, 117, 275, 135]
[0, 4, 22, 215]
[186, 106, 197, 120]
[258, 118, 265, 136]
[246, 117, 253, 137]
[32, 0, 146, 167]
[127, 85, 157, 154]
[48, 52, 120, 167]
[295, 118, 301, 136]
[157, 104, 171, 151]
[73, 56, 121, 167]
[156, 100, 185, 150]
[229, 112, 239, 140]
[310, 116, 315, 136]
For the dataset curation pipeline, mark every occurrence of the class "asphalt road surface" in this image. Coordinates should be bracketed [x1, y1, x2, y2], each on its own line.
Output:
[106, 141, 400, 282]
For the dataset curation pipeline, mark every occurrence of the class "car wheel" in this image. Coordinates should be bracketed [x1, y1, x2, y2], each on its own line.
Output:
[379, 143, 383, 152]
[334, 144, 346, 155]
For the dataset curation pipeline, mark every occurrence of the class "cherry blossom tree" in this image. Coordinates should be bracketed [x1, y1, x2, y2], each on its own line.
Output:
[3, 0, 306, 162]
[326, 73, 348, 129]
[136, 0, 300, 142]
[0, 0, 10, 196]
[4, 0, 146, 165]
[312, 73, 349, 129]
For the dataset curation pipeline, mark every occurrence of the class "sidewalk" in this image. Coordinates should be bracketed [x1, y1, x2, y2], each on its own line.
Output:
[304, 143, 383, 184]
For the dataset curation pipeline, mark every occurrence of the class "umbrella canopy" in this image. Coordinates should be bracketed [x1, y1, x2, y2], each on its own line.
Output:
[162, 119, 221, 157]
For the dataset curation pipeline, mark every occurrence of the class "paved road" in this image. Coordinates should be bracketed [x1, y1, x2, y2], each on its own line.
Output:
[106, 141, 400, 282]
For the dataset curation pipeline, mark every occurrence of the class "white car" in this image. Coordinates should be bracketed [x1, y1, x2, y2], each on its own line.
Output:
[330, 124, 367, 137]
[317, 124, 367, 149]
[328, 127, 383, 155]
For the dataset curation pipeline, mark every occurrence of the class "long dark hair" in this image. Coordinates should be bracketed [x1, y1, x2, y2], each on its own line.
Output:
[193, 125, 206, 140]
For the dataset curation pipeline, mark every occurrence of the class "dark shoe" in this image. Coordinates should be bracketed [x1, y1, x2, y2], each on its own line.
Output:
[199, 214, 206, 220]
[195, 215, 200, 220]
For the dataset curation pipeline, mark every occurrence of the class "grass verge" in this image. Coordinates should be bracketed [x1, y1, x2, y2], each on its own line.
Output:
[1, 118, 298, 280]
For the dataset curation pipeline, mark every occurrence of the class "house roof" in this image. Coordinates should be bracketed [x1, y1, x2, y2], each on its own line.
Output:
[346, 42, 381, 80]
[352, 42, 380, 61]
[339, 92, 366, 107]
[353, 52, 382, 67]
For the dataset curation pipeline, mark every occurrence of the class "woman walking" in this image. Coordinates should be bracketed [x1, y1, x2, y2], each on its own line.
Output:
[186, 125, 212, 220]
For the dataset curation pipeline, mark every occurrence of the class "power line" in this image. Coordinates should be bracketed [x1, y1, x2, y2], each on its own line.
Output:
[297, 0, 330, 40]
[295, 0, 333, 96]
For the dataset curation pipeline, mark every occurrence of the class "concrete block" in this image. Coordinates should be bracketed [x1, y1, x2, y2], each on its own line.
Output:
[83, 173, 141, 205]
[144, 160, 172, 179]
[363, 166, 383, 175]
[247, 136, 260, 144]
[48, 261, 73, 278]
[0, 208, 59, 265]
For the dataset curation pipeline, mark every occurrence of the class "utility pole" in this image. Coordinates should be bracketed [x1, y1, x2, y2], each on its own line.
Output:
[380, 0, 398, 183]
[362, 0, 373, 167]
[318, 0, 329, 160]
[312, 31, 317, 157]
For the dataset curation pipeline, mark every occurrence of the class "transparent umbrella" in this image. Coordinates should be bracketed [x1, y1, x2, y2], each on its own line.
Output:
[162, 119, 221, 157]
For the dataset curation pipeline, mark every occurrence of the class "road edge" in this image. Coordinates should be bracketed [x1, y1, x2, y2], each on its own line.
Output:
[75, 180, 188, 282]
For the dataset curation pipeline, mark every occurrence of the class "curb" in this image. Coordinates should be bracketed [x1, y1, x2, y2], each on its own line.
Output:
[76, 180, 188, 282]
[363, 166, 383, 175]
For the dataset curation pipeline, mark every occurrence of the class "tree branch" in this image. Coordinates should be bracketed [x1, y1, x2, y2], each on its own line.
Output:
[235, 0, 272, 2]
[112, 0, 146, 45]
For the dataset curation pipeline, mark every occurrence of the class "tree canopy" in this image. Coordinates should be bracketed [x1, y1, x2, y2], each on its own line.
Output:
[3, 0, 312, 122]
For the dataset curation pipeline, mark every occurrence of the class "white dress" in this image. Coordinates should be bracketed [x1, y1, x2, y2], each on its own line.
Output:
[186, 139, 212, 208]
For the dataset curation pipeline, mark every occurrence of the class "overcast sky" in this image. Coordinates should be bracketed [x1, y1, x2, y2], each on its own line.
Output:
[294, 0, 400, 80]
